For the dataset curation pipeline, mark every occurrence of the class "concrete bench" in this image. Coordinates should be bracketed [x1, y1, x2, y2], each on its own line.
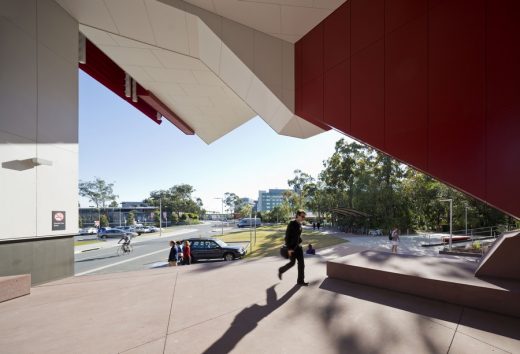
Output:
[0, 274, 31, 303]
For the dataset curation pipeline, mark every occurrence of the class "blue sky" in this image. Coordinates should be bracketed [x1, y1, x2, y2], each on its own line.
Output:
[79, 71, 349, 212]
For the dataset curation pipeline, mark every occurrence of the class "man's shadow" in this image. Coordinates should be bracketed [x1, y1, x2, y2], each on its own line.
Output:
[202, 284, 300, 354]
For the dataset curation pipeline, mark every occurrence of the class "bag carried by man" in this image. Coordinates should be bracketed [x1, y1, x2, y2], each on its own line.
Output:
[280, 245, 289, 259]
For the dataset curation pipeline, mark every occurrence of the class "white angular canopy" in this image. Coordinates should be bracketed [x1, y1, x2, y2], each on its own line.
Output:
[56, 0, 345, 143]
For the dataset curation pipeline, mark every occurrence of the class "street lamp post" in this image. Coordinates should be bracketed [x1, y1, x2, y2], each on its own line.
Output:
[214, 197, 224, 235]
[465, 205, 468, 236]
[159, 198, 162, 237]
[440, 199, 453, 250]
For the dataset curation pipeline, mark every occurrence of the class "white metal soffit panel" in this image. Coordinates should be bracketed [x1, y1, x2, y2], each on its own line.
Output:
[183, 0, 346, 43]
[57, 0, 326, 143]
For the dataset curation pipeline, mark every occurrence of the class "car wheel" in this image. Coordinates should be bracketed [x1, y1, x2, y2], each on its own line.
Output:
[224, 253, 234, 261]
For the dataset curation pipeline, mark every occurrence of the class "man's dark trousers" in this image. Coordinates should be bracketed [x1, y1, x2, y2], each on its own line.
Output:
[279, 246, 305, 283]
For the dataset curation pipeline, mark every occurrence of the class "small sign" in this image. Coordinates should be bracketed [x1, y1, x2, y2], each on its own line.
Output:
[52, 211, 66, 231]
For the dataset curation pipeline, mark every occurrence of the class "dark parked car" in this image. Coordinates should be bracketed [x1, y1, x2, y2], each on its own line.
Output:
[184, 238, 246, 262]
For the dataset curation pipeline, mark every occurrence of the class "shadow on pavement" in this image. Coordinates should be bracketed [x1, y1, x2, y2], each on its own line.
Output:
[75, 255, 119, 263]
[202, 284, 300, 354]
[319, 277, 520, 340]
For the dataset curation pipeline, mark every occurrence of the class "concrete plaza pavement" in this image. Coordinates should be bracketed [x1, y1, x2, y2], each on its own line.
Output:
[1, 242, 519, 354]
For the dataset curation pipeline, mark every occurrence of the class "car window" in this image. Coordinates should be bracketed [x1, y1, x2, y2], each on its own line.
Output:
[208, 241, 219, 249]
[192, 241, 202, 249]
[215, 240, 227, 247]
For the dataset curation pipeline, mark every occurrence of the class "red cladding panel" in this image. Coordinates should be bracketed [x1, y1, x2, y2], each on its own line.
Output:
[300, 75, 324, 124]
[486, 0, 520, 217]
[324, 3, 347, 70]
[300, 23, 323, 85]
[385, 0, 427, 33]
[385, 16, 428, 170]
[351, 40, 385, 150]
[428, 0, 486, 200]
[324, 61, 347, 132]
[351, 0, 384, 54]
[295, 0, 520, 217]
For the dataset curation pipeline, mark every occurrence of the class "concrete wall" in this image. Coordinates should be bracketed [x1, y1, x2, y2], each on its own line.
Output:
[0, 236, 74, 285]
[0, 0, 78, 282]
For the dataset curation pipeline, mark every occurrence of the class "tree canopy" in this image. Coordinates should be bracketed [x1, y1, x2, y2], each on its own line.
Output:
[79, 177, 118, 208]
[286, 139, 517, 233]
[144, 184, 204, 219]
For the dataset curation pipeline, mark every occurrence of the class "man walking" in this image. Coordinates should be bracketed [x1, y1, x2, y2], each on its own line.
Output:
[278, 210, 308, 286]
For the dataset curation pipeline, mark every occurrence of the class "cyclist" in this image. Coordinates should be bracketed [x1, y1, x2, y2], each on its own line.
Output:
[118, 233, 132, 253]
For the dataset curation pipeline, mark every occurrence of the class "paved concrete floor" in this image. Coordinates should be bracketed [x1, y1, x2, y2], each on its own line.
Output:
[0, 243, 518, 354]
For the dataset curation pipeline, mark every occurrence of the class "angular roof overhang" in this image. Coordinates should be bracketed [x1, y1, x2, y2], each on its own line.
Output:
[56, 0, 343, 143]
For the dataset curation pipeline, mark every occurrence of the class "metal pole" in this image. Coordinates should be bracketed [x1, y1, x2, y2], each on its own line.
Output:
[449, 200, 453, 250]
[440, 199, 453, 250]
[465, 206, 468, 235]
[159, 198, 162, 237]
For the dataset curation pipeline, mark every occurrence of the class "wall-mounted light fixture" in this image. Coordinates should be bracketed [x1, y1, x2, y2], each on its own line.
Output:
[131, 79, 137, 102]
[78, 33, 86, 64]
[125, 73, 131, 98]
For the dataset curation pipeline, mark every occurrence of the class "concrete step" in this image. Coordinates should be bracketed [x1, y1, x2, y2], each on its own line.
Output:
[327, 251, 520, 317]
[0, 274, 31, 303]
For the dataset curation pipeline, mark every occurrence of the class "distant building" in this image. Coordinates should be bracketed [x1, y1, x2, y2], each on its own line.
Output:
[121, 201, 150, 208]
[239, 197, 254, 205]
[79, 202, 157, 228]
[257, 189, 290, 212]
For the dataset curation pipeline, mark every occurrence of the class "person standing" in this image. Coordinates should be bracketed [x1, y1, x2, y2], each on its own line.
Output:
[391, 226, 400, 254]
[168, 241, 177, 266]
[278, 210, 308, 286]
[183, 240, 191, 265]
[176, 241, 183, 265]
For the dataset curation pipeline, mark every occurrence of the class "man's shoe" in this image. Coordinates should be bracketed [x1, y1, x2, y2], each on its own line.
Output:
[278, 270, 282, 280]
[297, 282, 309, 286]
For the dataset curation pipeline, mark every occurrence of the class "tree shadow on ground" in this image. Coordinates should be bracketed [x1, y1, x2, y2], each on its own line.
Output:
[202, 284, 300, 354]
[74, 255, 119, 263]
[319, 278, 520, 340]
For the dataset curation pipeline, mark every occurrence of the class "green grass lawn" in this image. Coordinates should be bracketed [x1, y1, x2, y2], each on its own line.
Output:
[74, 240, 102, 247]
[219, 225, 345, 258]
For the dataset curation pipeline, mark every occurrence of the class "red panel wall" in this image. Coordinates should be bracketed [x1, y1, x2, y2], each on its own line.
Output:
[385, 1, 428, 170]
[486, 0, 520, 218]
[428, 0, 486, 201]
[295, 0, 520, 218]
[351, 40, 385, 150]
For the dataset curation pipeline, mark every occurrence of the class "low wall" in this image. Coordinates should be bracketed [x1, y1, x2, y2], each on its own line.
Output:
[0, 235, 74, 285]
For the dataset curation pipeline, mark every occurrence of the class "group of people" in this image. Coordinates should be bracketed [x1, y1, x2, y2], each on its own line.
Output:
[168, 240, 192, 266]
[311, 222, 321, 230]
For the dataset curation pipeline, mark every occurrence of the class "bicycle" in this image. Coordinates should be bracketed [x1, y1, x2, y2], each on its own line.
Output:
[117, 243, 133, 256]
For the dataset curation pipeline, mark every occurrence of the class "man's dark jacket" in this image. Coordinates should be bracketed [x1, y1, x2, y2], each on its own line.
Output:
[285, 220, 302, 250]
[168, 246, 177, 262]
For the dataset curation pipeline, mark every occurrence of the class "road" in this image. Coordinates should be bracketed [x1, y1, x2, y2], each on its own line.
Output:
[74, 222, 235, 276]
